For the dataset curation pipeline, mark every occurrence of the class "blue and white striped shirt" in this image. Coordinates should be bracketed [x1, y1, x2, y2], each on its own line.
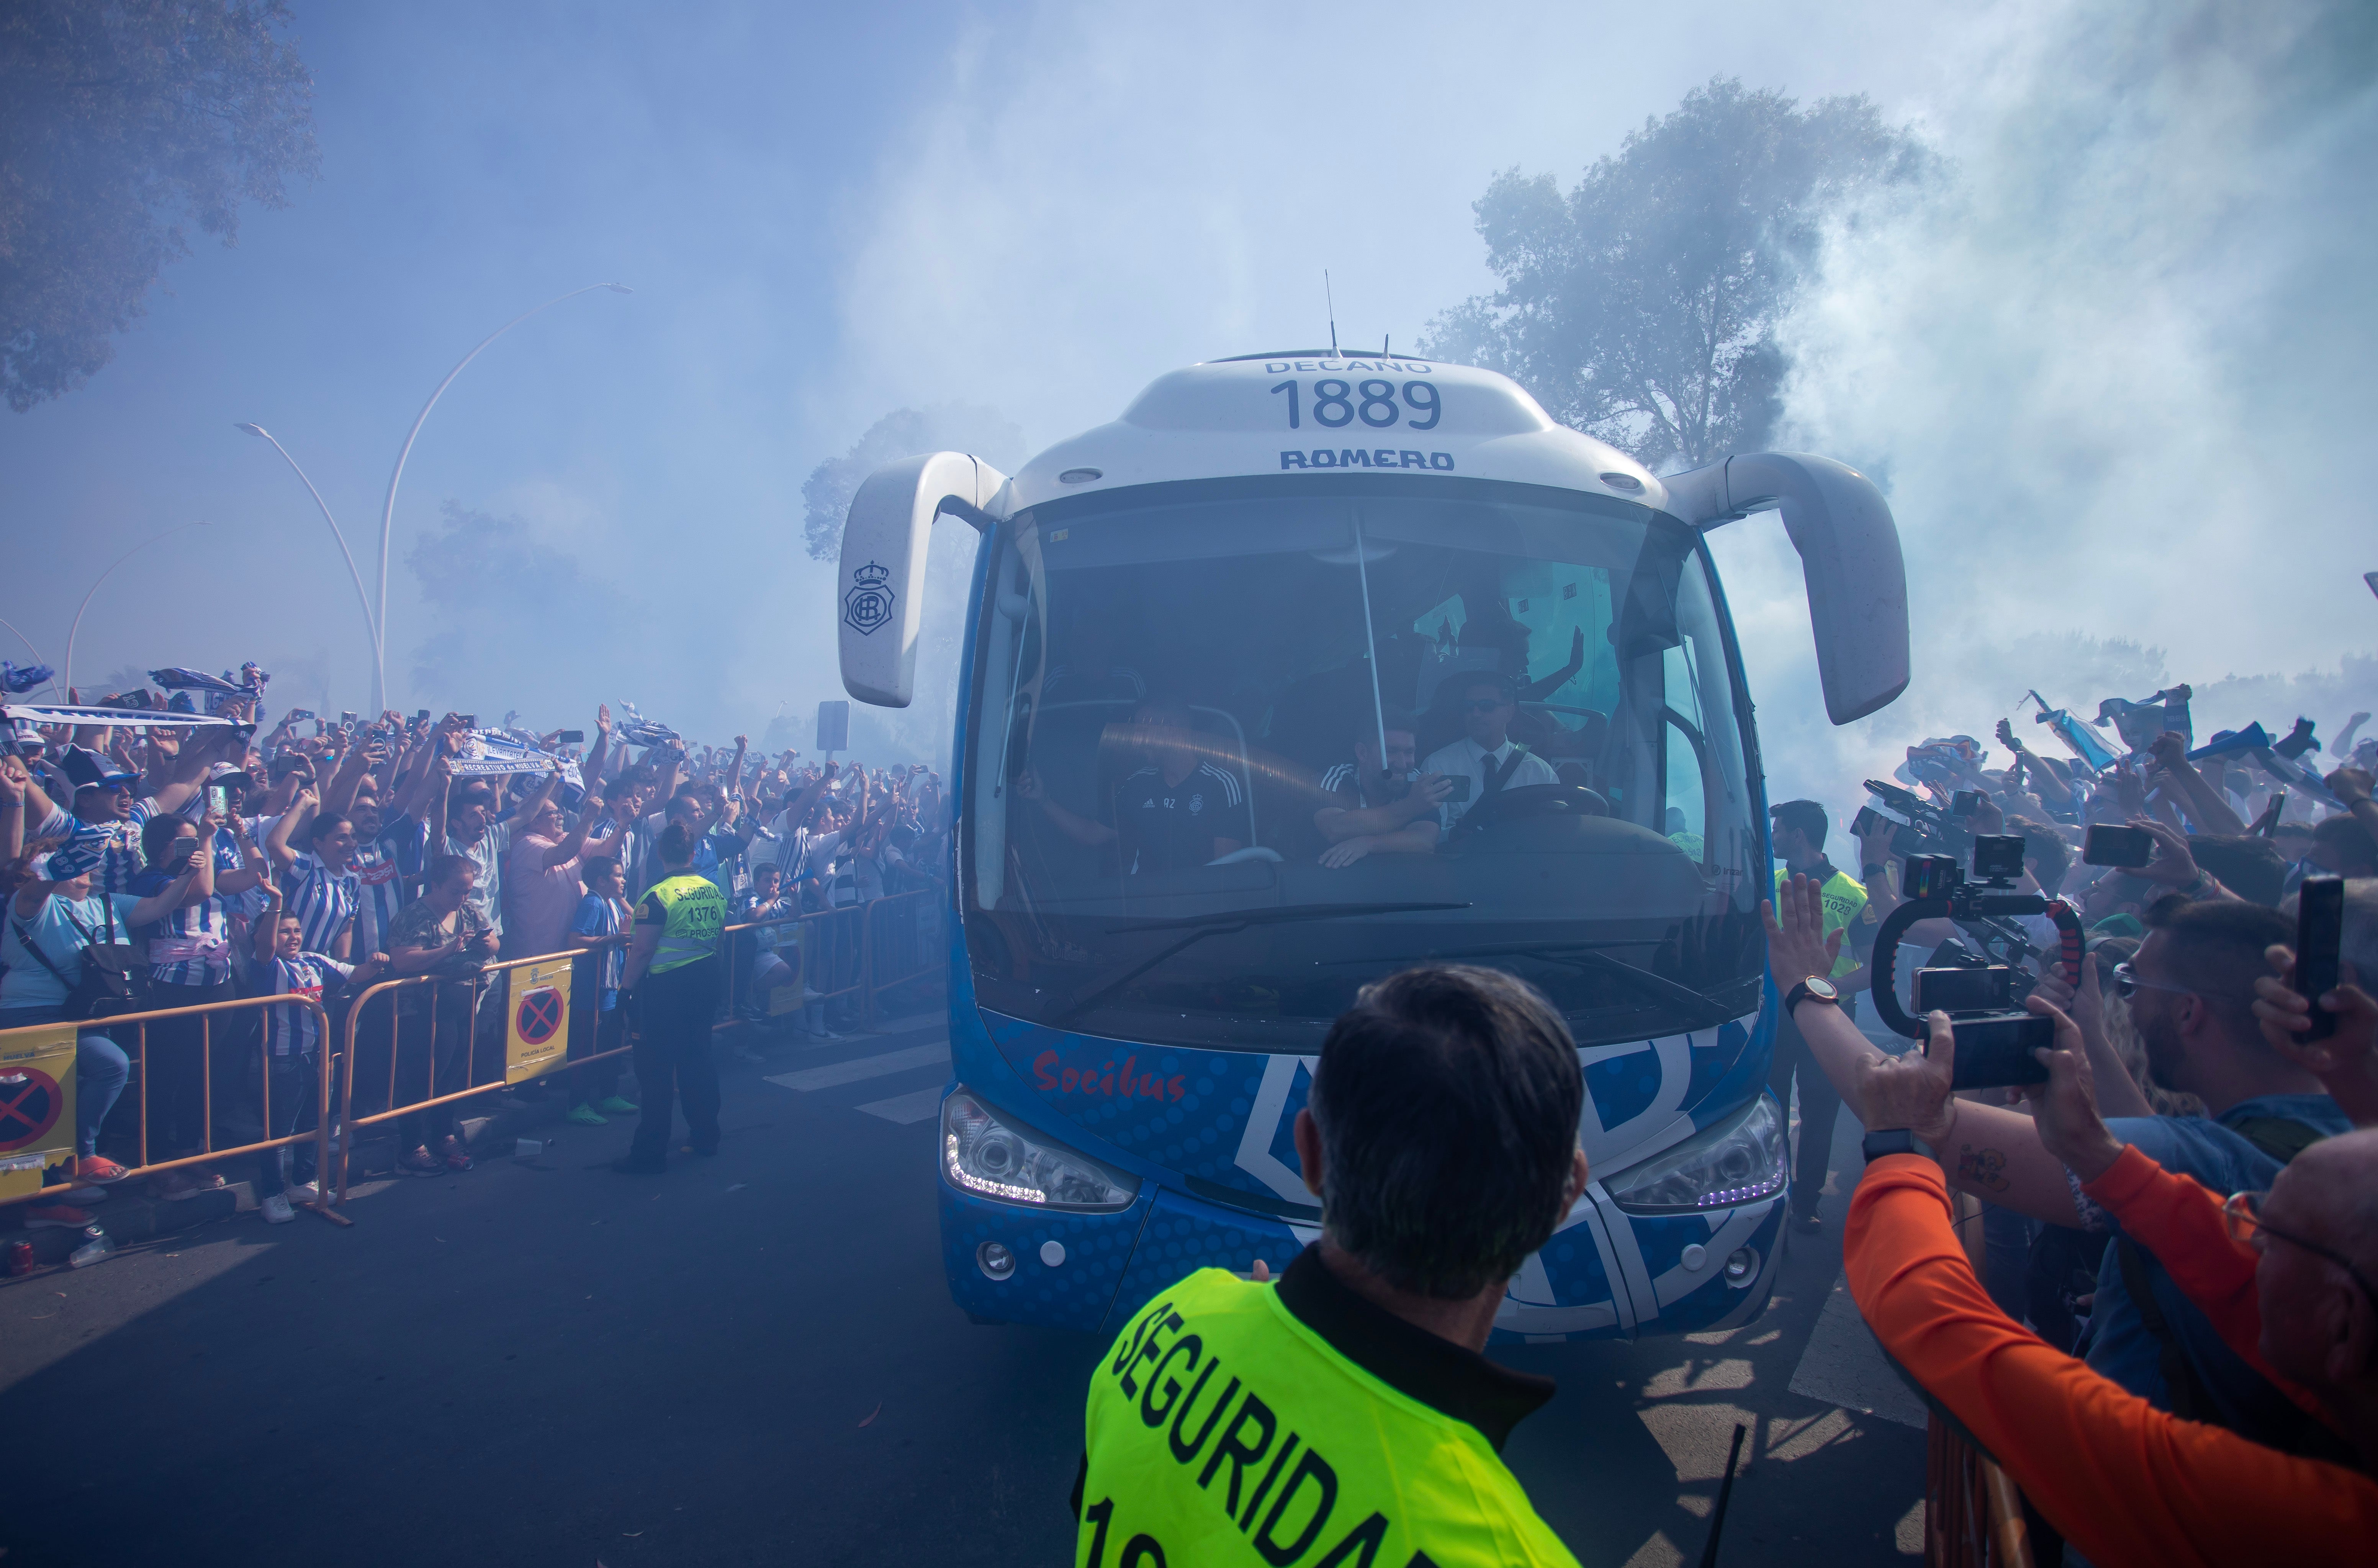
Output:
[284, 852, 360, 957]
[568, 893, 631, 1010]
[351, 817, 429, 958]
[243, 951, 353, 1056]
[129, 831, 245, 988]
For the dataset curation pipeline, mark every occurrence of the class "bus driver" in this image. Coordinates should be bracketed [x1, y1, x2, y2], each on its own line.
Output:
[1017, 698, 1245, 875]
[1422, 673, 1557, 837]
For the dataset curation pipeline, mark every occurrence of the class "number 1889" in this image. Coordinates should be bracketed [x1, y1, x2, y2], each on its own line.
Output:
[1271, 378, 1440, 431]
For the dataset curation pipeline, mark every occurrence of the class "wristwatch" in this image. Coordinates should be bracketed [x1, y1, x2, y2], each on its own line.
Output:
[1861, 1128, 1935, 1164]
[1782, 974, 1840, 1014]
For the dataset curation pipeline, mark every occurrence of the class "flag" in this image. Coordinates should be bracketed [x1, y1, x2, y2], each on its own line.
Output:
[2025, 692, 2116, 772]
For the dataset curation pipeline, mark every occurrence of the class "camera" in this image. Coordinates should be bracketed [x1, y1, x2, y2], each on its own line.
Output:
[1870, 835, 2081, 1090]
[1862, 779, 1973, 861]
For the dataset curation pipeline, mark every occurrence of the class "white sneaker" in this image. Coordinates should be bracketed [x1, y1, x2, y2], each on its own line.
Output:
[285, 1181, 319, 1205]
[260, 1193, 296, 1225]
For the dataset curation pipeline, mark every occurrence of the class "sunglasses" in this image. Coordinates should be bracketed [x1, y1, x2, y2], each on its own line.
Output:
[2223, 1190, 2378, 1308]
[1461, 697, 1508, 714]
[2109, 961, 2198, 1002]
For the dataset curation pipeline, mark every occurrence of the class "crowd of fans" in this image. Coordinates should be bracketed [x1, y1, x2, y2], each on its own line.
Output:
[1760, 683, 2378, 1560]
[0, 679, 949, 1230]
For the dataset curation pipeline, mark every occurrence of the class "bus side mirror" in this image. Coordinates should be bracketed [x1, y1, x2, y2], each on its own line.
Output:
[1661, 452, 1910, 725]
[836, 451, 1009, 708]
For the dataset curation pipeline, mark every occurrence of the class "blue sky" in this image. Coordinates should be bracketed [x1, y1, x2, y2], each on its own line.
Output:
[5, 0, 2372, 800]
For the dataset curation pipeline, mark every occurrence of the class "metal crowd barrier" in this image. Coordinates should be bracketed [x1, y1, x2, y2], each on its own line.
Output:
[5, 896, 949, 1228]
[1921, 1191, 2037, 1567]
[0, 993, 341, 1223]
[863, 890, 943, 1022]
[716, 889, 941, 1035]
[329, 942, 634, 1206]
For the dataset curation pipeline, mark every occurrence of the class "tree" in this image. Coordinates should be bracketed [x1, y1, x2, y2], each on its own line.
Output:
[1422, 77, 1930, 471]
[801, 403, 1024, 561]
[405, 501, 627, 703]
[1, 1, 318, 412]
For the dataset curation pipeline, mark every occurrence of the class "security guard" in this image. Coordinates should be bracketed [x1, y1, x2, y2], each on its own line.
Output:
[615, 822, 727, 1173]
[1767, 798, 1871, 1235]
[1074, 966, 1588, 1565]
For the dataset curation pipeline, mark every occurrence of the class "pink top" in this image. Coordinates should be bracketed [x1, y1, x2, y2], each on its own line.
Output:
[504, 833, 589, 960]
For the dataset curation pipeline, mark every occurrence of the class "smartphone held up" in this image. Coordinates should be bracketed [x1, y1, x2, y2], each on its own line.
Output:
[2295, 876, 2345, 1042]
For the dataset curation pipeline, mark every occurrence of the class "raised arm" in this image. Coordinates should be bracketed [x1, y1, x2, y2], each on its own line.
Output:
[2146, 732, 2247, 837]
[1013, 769, 1115, 848]
[1764, 875, 2088, 1226]
[322, 734, 376, 817]
[543, 783, 609, 869]
[0, 755, 26, 865]
[2324, 767, 2378, 849]
[265, 788, 317, 872]
[128, 855, 208, 930]
[214, 809, 273, 895]
[581, 704, 612, 795]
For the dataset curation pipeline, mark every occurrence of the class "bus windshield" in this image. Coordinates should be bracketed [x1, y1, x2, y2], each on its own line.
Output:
[961, 474, 1763, 1051]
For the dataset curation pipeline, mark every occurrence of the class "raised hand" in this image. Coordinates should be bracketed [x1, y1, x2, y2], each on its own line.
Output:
[1760, 873, 1842, 988]
[2129, 817, 2203, 888]
[2253, 945, 2378, 1125]
[2021, 997, 2122, 1180]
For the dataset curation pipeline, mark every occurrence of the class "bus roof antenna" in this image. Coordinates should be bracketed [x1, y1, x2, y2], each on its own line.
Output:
[1325, 270, 1338, 355]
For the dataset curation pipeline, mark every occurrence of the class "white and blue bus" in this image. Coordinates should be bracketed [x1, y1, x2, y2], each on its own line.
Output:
[835, 352, 1908, 1342]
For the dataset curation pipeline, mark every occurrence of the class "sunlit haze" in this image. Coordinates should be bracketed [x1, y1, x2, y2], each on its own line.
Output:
[5, 0, 2371, 806]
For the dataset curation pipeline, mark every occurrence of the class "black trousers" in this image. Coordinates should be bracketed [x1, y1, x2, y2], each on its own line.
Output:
[628, 959, 722, 1163]
[1768, 1006, 1845, 1218]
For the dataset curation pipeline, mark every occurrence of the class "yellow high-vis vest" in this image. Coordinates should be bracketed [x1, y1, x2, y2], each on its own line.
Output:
[1774, 864, 1869, 981]
[1078, 1265, 1579, 1567]
[642, 873, 725, 975]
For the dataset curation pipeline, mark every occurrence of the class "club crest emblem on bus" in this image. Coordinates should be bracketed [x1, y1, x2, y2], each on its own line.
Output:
[843, 561, 895, 636]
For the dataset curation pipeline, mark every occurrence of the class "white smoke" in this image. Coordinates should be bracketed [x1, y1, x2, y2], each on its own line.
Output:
[1729, 0, 2378, 809]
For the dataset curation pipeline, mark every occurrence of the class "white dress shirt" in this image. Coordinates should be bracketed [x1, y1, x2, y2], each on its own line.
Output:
[1420, 737, 1558, 837]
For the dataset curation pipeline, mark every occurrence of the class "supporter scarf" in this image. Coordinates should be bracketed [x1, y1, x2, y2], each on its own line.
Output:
[447, 728, 574, 781]
[615, 701, 680, 749]
[0, 703, 240, 729]
[149, 663, 268, 716]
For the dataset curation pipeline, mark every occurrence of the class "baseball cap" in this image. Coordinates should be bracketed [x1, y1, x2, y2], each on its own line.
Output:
[61, 746, 136, 794]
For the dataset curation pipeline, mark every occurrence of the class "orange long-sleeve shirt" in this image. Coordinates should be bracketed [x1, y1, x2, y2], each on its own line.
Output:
[1846, 1153, 2377, 1568]
[2080, 1143, 2339, 1435]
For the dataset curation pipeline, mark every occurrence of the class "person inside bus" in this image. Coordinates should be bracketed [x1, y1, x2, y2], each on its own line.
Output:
[1042, 614, 1146, 705]
[1421, 674, 1557, 838]
[1454, 577, 1587, 705]
[1314, 709, 1452, 868]
[1015, 697, 1244, 874]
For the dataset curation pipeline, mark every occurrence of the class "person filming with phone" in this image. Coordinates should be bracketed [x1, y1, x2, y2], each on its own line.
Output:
[1419, 673, 1556, 839]
[1313, 710, 1450, 868]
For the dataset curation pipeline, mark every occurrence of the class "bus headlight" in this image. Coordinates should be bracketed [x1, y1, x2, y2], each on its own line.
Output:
[942, 1088, 1140, 1212]
[1604, 1095, 1787, 1215]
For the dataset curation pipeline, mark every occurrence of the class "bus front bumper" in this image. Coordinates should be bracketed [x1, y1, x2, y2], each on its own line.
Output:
[938, 1173, 1785, 1341]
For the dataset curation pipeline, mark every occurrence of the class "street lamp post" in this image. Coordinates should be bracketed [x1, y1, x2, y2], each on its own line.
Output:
[238, 281, 632, 715]
[64, 520, 208, 693]
[0, 616, 57, 697]
[236, 423, 383, 706]
[372, 282, 633, 704]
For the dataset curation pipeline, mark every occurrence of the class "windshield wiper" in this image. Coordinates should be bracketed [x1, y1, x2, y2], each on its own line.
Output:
[1049, 902, 1471, 1030]
[1427, 941, 1720, 1018]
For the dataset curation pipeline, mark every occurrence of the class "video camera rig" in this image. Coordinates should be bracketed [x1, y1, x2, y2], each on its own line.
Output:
[1867, 833, 2085, 1088]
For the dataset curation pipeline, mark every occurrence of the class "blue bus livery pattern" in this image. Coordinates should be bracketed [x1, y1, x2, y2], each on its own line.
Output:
[947, 1007, 1777, 1342]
